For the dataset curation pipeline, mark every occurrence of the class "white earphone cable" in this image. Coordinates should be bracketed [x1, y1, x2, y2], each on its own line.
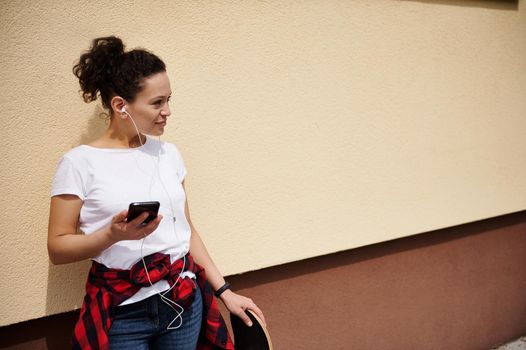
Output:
[122, 107, 187, 330]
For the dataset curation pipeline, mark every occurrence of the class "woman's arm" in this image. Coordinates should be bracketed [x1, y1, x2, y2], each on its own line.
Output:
[47, 194, 162, 265]
[183, 182, 266, 327]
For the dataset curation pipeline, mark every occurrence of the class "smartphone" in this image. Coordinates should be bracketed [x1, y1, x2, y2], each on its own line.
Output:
[126, 201, 160, 225]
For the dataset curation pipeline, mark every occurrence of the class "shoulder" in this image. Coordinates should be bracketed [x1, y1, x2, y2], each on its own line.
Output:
[56, 145, 105, 173]
[150, 137, 184, 157]
[60, 145, 94, 163]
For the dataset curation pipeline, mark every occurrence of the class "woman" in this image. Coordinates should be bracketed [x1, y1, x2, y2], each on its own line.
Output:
[48, 36, 265, 350]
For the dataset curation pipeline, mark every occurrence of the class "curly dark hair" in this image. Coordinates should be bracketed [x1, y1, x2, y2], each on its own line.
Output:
[73, 36, 166, 112]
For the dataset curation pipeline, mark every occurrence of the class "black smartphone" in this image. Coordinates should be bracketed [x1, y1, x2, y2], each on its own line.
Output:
[126, 201, 160, 225]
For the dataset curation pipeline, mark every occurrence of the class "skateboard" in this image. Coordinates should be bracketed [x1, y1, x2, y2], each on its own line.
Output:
[230, 309, 273, 350]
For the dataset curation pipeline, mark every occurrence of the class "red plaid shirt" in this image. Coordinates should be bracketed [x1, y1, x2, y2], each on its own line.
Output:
[72, 253, 234, 350]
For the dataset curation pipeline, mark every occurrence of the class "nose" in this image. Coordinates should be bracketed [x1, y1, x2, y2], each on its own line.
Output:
[161, 103, 171, 117]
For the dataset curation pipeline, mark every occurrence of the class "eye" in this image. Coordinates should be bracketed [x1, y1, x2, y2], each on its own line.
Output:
[153, 100, 162, 107]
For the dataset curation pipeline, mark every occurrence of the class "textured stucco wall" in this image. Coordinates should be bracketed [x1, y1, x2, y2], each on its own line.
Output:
[1, 0, 525, 326]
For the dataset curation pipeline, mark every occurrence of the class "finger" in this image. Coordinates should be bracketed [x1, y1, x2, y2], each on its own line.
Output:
[144, 214, 164, 234]
[248, 304, 266, 327]
[236, 309, 253, 327]
[145, 214, 163, 228]
[130, 212, 150, 226]
[141, 215, 162, 234]
[113, 210, 128, 223]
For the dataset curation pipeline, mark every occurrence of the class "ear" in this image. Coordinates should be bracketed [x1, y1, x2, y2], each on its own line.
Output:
[110, 96, 127, 117]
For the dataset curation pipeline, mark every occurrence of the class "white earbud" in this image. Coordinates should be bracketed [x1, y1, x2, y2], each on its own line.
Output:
[120, 106, 127, 120]
[120, 106, 144, 147]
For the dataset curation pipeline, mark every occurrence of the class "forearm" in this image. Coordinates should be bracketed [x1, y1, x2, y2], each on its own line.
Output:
[189, 229, 227, 292]
[48, 227, 115, 265]
[182, 189, 265, 326]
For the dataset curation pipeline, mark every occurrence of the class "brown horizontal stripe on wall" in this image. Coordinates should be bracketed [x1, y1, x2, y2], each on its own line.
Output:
[2, 211, 526, 349]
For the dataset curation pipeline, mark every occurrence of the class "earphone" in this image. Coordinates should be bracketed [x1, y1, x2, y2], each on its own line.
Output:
[120, 106, 144, 146]
[122, 105, 188, 329]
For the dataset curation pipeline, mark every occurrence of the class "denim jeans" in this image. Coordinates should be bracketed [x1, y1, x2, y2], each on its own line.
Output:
[108, 282, 203, 350]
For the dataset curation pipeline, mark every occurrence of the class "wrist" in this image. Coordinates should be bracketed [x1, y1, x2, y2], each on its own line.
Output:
[219, 289, 234, 303]
[215, 281, 232, 298]
[99, 226, 118, 246]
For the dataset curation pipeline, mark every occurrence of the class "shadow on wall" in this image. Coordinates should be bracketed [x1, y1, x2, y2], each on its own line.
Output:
[45, 104, 109, 347]
[45, 260, 89, 346]
[400, 0, 518, 11]
[79, 104, 110, 145]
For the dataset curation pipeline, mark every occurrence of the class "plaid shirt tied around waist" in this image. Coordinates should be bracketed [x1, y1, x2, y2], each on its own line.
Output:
[72, 252, 234, 350]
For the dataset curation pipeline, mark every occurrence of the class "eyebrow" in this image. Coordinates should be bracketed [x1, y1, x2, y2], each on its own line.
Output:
[149, 93, 172, 102]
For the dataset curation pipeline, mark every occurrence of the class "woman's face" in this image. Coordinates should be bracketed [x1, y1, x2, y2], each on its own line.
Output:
[124, 71, 172, 137]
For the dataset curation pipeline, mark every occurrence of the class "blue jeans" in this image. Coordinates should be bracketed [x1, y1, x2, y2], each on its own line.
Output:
[108, 283, 203, 350]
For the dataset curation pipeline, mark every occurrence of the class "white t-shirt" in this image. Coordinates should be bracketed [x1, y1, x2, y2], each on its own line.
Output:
[51, 136, 192, 304]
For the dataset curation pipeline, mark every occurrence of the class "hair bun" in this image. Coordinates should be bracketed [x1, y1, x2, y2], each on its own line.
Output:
[73, 36, 166, 111]
[92, 36, 125, 57]
[73, 36, 126, 104]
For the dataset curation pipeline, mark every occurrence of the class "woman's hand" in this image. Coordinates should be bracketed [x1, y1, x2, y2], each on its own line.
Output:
[48, 196, 164, 264]
[181, 183, 266, 328]
[106, 210, 163, 243]
[220, 290, 266, 327]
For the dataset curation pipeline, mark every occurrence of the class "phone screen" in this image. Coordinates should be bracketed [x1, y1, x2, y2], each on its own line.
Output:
[126, 201, 160, 225]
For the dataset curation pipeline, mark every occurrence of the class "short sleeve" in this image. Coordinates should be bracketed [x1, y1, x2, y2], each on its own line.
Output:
[51, 156, 86, 200]
[171, 143, 187, 182]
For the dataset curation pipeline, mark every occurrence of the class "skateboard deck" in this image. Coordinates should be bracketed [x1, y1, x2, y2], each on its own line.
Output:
[230, 309, 273, 350]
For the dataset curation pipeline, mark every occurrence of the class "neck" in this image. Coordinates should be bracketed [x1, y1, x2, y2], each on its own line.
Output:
[101, 118, 146, 148]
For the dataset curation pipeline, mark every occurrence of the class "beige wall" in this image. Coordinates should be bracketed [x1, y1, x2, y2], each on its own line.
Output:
[1, 0, 525, 326]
